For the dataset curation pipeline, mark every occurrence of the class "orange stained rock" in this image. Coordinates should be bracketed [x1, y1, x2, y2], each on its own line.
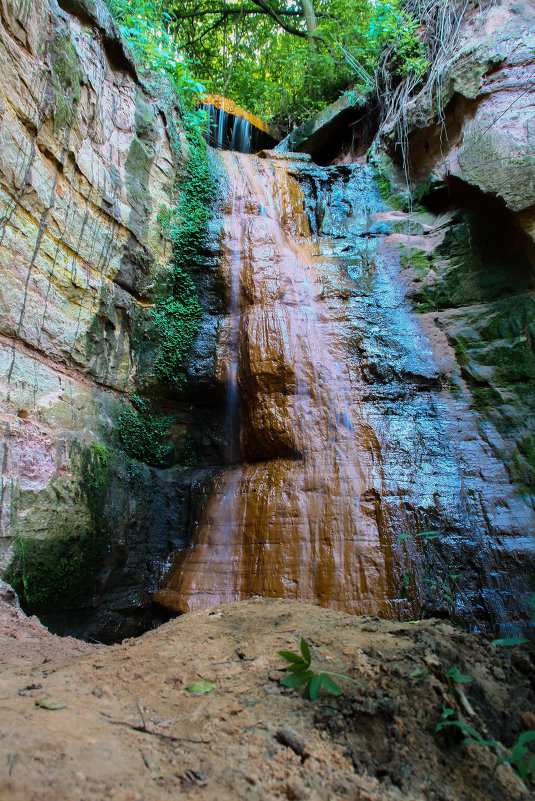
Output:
[154, 152, 413, 620]
[202, 95, 278, 138]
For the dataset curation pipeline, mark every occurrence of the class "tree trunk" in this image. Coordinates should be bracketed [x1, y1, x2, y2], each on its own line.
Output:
[300, 0, 318, 52]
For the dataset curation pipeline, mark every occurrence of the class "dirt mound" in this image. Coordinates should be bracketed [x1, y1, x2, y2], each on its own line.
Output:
[0, 595, 534, 800]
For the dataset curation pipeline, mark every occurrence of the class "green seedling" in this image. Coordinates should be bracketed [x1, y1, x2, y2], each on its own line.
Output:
[436, 707, 535, 787]
[444, 666, 472, 687]
[410, 667, 429, 679]
[278, 638, 363, 701]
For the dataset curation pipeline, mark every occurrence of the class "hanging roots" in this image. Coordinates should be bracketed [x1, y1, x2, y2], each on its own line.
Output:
[375, 0, 497, 191]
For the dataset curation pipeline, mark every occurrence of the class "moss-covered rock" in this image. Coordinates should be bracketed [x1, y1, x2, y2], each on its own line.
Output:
[6, 442, 110, 611]
[50, 28, 83, 133]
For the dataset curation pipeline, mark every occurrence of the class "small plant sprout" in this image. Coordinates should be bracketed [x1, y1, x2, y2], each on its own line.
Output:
[278, 638, 363, 701]
[435, 708, 535, 788]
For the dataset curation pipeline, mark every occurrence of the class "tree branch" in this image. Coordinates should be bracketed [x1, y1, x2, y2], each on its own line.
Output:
[249, 0, 307, 37]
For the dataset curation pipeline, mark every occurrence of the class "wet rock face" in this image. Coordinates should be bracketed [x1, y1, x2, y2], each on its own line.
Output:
[0, 0, 225, 641]
[156, 151, 535, 634]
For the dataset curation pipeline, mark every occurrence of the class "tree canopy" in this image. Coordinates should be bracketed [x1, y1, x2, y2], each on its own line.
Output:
[107, 0, 428, 128]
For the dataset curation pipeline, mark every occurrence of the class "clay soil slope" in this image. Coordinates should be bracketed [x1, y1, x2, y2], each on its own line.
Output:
[0, 594, 534, 801]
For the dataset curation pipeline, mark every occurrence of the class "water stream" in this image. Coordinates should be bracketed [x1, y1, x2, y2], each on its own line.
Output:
[154, 149, 535, 633]
[156, 150, 401, 617]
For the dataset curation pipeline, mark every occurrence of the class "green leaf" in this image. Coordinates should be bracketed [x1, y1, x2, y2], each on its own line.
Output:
[445, 666, 472, 684]
[281, 671, 314, 688]
[491, 636, 529, 646]
[278, 650, 305, 664]
[35, 697, 67, 710]
[321, 674, 343, 696]
[308, 674, 321, 701]
[186, 680, 216, 694]
[416, 530, 440, 539]
[410, 667, 429, 678]
[463, 736, 495, 747]
[300, 638, 311, 665]
[287, 662, 310, 674]
[517, 730, 535, 747]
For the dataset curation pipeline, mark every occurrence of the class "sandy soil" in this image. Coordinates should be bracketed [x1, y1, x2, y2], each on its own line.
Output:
[0, 588, 534, 801]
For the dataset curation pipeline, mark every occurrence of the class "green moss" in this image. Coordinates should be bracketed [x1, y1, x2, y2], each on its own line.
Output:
[117, 395, 173, 466]
[177, 435, 197, 467]
[510, 435, 535, 495]
[124, 93, 159, 241]
[375, 170, 391, 201]
[49, 31, 83, 133]
[388, 192, 411, 212]
[6, 442, 110, 611]
[454, 336, 469, 367]
[412, 211, 534, 314]
[399, 245, 433, 274]
[399, 245, 436, 309]
[79, 441, 110, 532]
[446, 296, 535, 492]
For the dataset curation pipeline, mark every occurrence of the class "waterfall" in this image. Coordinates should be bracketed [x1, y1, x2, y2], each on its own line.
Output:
[154, 150, 401, 618]
[201, 102, 275, 153]
[153, 149, 535, 632]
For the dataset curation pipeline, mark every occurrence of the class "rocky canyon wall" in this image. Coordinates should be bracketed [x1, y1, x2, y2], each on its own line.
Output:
[156, 0, 535, 633]
[0, 0, 227, 641]
[1, 0, 533, 640]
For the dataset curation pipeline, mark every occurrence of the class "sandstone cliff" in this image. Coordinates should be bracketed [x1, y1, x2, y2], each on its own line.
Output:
[0, 0, 226, 640]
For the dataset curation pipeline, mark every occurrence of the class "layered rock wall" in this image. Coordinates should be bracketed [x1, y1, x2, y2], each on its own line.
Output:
[0, 0, 225, 640]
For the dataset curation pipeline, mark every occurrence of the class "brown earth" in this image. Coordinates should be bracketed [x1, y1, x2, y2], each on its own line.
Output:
[1, 588, 534, 801]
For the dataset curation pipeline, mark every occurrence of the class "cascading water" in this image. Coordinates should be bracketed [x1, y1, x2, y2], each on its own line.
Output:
[155, 150, 401, 617]
[154, 147, 535, 632]
[201, 100, 277, 153]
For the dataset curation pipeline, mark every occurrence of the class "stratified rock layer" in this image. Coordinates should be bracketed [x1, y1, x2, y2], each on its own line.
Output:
[0, 0, 225, 641]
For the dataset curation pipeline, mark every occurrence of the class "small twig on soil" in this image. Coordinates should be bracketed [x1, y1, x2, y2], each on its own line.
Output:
[457, 686, 475, 718]
[275, 727, 309, 763]
[7, 752, 18, 777]
[136, 701, 147, 729]
[101, 712, 209, 744]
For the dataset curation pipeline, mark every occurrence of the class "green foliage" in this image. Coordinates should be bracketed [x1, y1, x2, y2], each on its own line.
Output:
[444, 666, 472, 688]
[108, 0, 214, 390]
[491, 636, 529, 647]
[187, 680, 216, 694]
[278, 637, 362, 701]
[151, 125, 211, 385]
[366, 0, 428, 77]
[436, 707, 535, 788]
[106, 0, 206, 107]
[117, 394, 173, 466]
[106, 0, 427, 127]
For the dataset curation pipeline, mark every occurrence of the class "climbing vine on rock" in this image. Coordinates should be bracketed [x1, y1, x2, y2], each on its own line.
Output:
[117, 395, 173, 466]
[151, 121, 213, 386]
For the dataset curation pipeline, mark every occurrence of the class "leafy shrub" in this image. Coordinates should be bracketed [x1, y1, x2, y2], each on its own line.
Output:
[117, 395, 173, 466]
